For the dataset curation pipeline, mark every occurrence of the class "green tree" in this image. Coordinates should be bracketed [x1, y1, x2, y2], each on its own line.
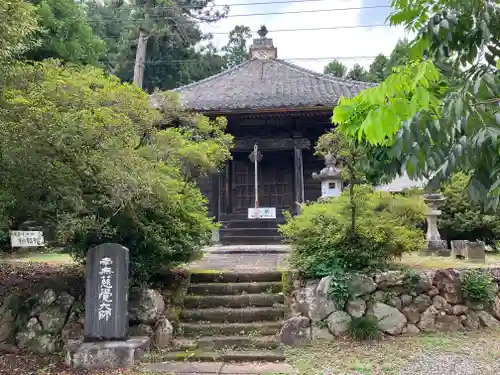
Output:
[324, 59, 348, 77]
[0, 60, 233, 282]
[23, 0, 105, 64]
[347, 63, 368, 81]
[222, 24, 251, 68]
[384, 38, 409, 76]
[366, 54, 388, 82]
[316, 130, 368, 232]
[364, 40, 409, 82]
[280, 186, 426, 277]
[85, 0, 227, 91]
[0, 0, 38, 60]
[331, 0, 500, 206]
[439, 173, 500, 244]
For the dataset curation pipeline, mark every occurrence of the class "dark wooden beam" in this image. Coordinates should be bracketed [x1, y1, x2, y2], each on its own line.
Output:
[233, 137, 310, 151]
[293, 143, 305, 214]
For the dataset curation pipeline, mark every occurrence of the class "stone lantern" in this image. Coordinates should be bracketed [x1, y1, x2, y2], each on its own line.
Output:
[422, 192, 449, 255]
[312, 154, 343, 199]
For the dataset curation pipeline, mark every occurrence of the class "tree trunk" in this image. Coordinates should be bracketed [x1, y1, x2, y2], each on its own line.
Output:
[348, 164, 356, 233]
[133, 29, 149, 89]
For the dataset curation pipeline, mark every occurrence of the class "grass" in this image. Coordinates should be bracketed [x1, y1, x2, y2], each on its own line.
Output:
[4, 249, 500, 271]
[284, 330, 500, 375]
[0, 250, 73, 264]
[399, 252, 500, 269]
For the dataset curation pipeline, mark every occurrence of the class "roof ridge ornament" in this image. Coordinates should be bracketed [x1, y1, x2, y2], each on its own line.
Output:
[258, 25, 268, 39]
[250, 25, 276, 60]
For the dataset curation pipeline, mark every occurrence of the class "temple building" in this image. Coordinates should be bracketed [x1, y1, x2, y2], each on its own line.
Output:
[166, 26, 374, 245]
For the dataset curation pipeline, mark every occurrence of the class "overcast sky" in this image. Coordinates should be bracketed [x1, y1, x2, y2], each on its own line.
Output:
[200, 0, 409, 72]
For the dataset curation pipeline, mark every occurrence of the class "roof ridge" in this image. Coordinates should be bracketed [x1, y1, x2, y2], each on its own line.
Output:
[276, 59, 375, 88]
[171, 59, 253, 92]
[324, 73, 377, 86]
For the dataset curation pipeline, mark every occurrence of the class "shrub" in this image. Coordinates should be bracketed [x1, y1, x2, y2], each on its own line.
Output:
[348, 316, 381, 341]
[280, 188, 426, 277]
[327, 267, 353, 309]
[439, 173, 500, 246]
[461, 269, 496, 302]
[0, 61, 232, 285]
[402, 268, 421, 292]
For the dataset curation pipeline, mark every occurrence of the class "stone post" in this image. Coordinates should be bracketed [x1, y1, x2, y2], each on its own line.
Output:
[65, 243, 150, 369]
[421, 193, 449, 256]
[211, 170, 222, 245]
[467, 241, 486, 263]
[84, 243, 129, 341]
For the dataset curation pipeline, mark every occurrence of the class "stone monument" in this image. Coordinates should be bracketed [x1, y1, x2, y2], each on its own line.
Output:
[451, 240, 468, 259]
[421, 192, 449, 256]
[312, 154, 343, 199]
[65, 243, 150, 369]
[467, 241, 486, 263]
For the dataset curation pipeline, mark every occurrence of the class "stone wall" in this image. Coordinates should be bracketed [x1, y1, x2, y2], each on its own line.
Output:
[0, 270, 190, 354]
[287, 268, 500, 341]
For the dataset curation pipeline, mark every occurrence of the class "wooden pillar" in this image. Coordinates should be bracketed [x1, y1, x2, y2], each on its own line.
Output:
[225, 161, 232, 213]
[293, 145, 305, 214]
[211, 171, 221, 222]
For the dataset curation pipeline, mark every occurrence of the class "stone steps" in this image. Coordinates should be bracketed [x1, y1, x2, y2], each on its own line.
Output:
[176, 322, 283, 337]
[220, 227, 281, 237]
[153, 271, 289, 365]
[218, 213, 285, 245]
[187, 281, 283, 295]
[158, 349, 286, 363]
[220, 235, 284, 245]
[172, 335, 280, 350]
[221, 218, 285, 229]
[180, 306, 286, 323]
[190, 271, 282, 283]
[184, 293, 285, 309]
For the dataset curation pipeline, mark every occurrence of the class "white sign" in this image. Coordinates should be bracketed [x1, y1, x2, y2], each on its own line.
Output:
[248, 207, 276, 219]
[10, 231, 45, 248]
[98, 257, 114, 321]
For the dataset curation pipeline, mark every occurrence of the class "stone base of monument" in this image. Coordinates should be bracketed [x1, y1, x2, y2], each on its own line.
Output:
[419, 240, 449, 256]
[65, 337, 150, 369]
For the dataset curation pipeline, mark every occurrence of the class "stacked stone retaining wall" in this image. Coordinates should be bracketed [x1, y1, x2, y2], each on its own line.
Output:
[0, 269, 189, 354]
[285, 268, 500, 341]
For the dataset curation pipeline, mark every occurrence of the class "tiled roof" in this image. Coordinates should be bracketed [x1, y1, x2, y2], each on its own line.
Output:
[158, 58, 375, 112]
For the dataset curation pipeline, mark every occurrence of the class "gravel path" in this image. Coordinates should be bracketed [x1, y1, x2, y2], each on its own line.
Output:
[399, 353, 500, 375]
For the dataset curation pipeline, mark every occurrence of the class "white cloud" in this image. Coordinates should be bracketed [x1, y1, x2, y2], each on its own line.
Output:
[200, 0, 409, 72]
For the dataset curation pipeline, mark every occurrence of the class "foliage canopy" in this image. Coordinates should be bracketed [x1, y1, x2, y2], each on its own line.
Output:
[279, 188, 426, 278]
[0, 0, 38, 60]
[439, 173, 500, 244]
[24, 0, 106, 64]
[0, 60, 232, 283]
[331, 0, 500, 207]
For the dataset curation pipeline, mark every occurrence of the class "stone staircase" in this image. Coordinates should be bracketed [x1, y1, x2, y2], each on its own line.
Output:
[219, 213, 286, 245]
[160, 271, 287, 363]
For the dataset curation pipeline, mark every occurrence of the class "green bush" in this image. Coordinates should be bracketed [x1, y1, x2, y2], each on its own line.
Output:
[348, 316, 381, 341]
[402, 268, 421, 292]
[279, 188, 426, 277]
[327, 267, 353, 309]
[439, 173, 500, 246]
[461, 269, 496, 302]
[0, 61, 232, 284]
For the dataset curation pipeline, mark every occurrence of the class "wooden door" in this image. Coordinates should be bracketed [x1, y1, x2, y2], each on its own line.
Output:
[231, 152, 293, 213]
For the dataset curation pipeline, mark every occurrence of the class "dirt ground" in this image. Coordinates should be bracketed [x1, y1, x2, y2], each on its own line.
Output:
[285, 330, 500, 375]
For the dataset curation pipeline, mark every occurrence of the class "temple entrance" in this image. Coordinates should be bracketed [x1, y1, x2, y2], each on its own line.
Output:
[231, 151, 293, 214]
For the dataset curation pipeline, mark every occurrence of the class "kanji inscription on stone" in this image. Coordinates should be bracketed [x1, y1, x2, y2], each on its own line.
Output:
[84, 243, 129, 341]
